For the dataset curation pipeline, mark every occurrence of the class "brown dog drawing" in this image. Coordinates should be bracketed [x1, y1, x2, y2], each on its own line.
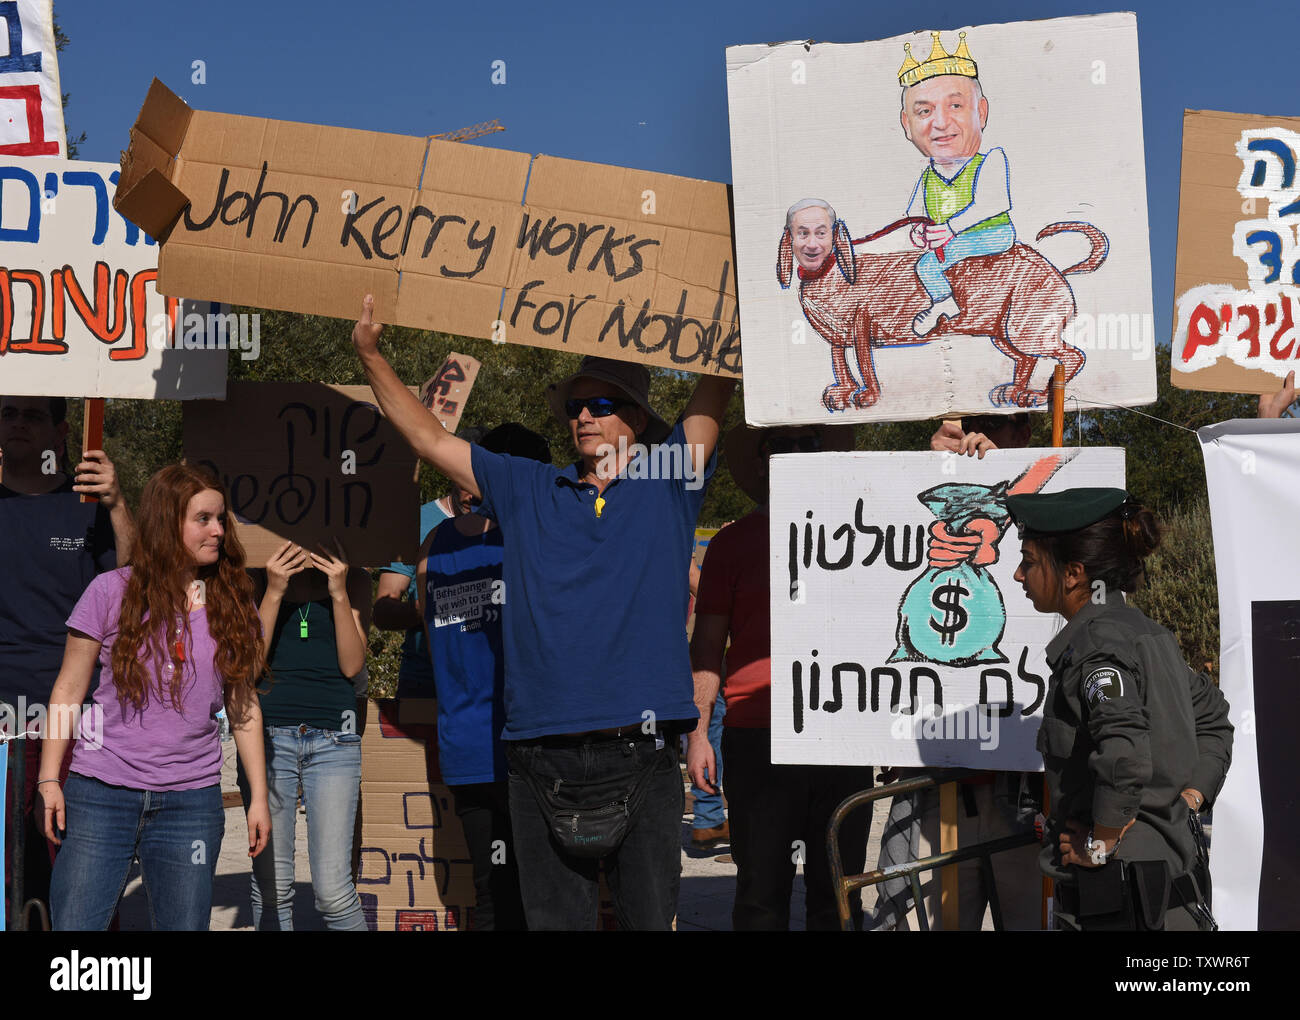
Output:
[777, 219, 1108, 410]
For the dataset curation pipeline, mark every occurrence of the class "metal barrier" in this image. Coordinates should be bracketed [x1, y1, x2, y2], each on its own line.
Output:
[827, 768, 1038, 932]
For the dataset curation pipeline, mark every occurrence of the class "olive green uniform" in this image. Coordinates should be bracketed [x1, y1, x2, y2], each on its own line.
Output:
[1038, 589, 1233, 929]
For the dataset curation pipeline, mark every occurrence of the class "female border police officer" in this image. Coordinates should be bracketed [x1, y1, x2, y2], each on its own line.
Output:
[1006, 487, 1233, 931]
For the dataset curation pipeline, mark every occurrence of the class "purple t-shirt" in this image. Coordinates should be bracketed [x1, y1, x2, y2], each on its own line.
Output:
[66, 568, 224, 791]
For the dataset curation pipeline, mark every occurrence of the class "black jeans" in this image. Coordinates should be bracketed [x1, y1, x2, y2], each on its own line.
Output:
[448, 781, 526, 931]
[506, 735, 682, 930]
[723, 727, 873, 930]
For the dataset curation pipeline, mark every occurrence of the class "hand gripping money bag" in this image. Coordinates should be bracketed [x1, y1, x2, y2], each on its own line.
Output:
[889, 453, 1073, 666]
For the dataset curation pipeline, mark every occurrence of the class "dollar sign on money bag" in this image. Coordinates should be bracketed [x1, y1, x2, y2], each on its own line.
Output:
[890, 482, 1010, 667]
[930, 580, 970, 645]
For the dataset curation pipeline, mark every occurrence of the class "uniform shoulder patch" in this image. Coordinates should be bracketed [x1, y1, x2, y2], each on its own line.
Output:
[1083, 665, 1126, 707]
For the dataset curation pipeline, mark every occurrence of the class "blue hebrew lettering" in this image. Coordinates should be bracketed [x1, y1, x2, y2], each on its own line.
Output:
[0, 165, 39, 242]
[1245, 229, 1285, 284]
[0, 3, 42, 74]
[356, 846, 392, 885]
[62, 171, 109, 245]
[1248, 138, 1296, 189]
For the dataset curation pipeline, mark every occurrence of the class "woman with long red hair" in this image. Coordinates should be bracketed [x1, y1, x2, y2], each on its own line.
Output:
[36, 464, 271, 930]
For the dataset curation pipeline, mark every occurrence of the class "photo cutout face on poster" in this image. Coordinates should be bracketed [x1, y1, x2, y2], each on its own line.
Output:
[727, 13, 1156, 424]
[768, 447, 1126, 770]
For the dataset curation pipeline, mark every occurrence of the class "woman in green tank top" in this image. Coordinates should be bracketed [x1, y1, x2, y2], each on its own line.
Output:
[240, 540, 372, 930]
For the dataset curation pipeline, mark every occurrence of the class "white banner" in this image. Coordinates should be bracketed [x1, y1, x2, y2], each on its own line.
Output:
[0, 155, 228, 398]
[1200, 418, 1300, 931]
[727, 13, 1155, 424]
[769, 447, 1125, 769]
[0, 1, 64, 157]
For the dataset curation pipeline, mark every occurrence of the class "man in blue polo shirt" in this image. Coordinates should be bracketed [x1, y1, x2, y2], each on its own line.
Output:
[352, 296, 735, 929]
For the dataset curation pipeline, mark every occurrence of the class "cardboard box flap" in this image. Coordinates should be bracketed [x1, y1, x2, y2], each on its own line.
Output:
[134, 78, 194, 158]
[113, 163, 186, 244]
[113, 79, 195, 241]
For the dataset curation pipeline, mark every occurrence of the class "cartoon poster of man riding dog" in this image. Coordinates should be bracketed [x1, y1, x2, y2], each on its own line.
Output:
[728, 15, 1155, 423]
[778, 31, 1108, 413]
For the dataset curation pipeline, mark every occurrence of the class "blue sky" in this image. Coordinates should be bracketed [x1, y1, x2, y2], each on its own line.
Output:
[57, 0, 1297, 349]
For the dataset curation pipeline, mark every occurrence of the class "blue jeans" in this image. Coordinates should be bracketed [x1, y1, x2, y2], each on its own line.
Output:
[237, 725, 366, 931]
[50, 772, 223, 931]
[690, 691, 726, 829]
[506, 735, 682, 930]
[916, 222, 1016, 301]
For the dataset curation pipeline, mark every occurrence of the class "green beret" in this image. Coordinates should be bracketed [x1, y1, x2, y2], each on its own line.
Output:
[1006, 487, 1130, 535]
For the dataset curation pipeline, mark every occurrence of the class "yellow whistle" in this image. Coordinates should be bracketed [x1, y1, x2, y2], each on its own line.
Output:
[594, 496, 606, 518]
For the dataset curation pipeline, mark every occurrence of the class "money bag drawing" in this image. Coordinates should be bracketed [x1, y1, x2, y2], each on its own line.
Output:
[890, 451, 1075, 666]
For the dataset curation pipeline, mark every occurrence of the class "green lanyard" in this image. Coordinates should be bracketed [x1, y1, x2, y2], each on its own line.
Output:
[297, 604, 310, 639]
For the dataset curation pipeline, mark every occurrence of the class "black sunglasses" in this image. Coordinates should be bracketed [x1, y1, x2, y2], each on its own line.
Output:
[564, 397, 635, 419]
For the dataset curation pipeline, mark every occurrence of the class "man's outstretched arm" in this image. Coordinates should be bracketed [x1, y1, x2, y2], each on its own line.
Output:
[352, 295, 479, 499]
[681, 374, 738, 476]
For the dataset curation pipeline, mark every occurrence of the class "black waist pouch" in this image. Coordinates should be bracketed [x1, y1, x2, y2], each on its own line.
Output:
[514, 747, 663, 859]
[1073, 859, 1171, 931]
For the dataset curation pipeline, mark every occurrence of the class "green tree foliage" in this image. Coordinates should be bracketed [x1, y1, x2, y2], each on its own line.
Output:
[1131, 498, 1222, 678]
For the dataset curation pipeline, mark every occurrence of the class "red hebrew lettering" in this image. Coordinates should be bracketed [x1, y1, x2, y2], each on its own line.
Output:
[1182, 303, 1221, 362]
[1236, 304, 1261, 358]
[51, 268, 64, 339]
[395, 910, 443, 931]
[0, 269, 10, 354]
[1269, 295, 1296, 360]
[63, 261, 129, 347]
[0, 85, 59, 156]
[114, 269, 158, 362]
[5, 270, 63, 353]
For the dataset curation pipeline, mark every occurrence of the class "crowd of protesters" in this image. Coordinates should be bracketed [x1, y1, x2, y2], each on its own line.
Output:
[0, 299, 1293, 930]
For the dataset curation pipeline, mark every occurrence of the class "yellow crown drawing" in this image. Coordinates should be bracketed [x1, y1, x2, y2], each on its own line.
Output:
[898, 31, 977, 87]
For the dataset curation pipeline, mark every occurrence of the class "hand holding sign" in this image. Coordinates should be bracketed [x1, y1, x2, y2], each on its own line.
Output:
[73, 450, 123, 508]
[265, 541, 310, 597]
[351, 295, 383, 357]
[310, 538, 352, 602]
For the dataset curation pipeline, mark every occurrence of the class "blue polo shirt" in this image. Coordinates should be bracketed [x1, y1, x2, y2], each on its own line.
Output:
[470, 422, 713, 740]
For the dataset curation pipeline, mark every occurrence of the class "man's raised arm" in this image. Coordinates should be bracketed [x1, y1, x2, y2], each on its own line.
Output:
[351, 295, 479, 499]
[681, 374, 738, 475]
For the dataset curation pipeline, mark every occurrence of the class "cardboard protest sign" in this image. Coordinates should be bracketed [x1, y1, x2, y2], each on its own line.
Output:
[113, 80, 739, 376]
[419, 352, 480, 434]
[1172, 110, 1300, 394]
[0, 155, 229, 398]
[358, 699, 617, 930]
[183, 383, 417, 567]
[0, 1, 64, 157]
[359, 700, 475, 930]
[726, 13, 1155, 425]
[769, 447, 1124, 770]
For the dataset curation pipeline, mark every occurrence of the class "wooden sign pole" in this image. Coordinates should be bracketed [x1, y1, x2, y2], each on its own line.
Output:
[1042, 364, 1067, 929]
[938, 416, 963, 930]
[79, 398, 105, 503]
